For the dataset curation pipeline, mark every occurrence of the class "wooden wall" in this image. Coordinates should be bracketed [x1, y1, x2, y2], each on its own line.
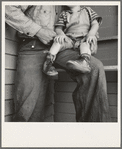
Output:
[5, 24, 55, 122]
[93, 6, 118, 66]
[54, 70, 117, 122]
[5, 24, 19, 122]
[54, 6, 118, 122]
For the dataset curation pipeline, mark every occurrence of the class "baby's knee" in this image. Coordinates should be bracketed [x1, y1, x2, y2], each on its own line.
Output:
[80, 42, 90, 53]
[80, 42, 89, 48]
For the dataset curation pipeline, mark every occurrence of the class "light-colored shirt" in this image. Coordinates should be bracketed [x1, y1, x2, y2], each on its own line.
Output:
[5, 5, 59, 37]
[55, 7, 102, 38]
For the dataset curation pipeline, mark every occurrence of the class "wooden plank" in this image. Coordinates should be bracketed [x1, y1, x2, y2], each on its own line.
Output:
[55, 92, 73, 103]
[5, 70, 16, 84]
[98, 36, 118, 41]
[99, 26, 117, 38]
[55, 80, 117, 93]
[5, 39, 19, 55]
[107, 83, 117, 94]
[54, 114, 117, 122]
[45, 104, 54, 118]
[55, 93, 117, 106]
[58, 71, 73, 82]
[5, 23, 19, 42]
[102, 15, 117, 27]
[55, 82, 76, 92]
[5, 55, 17, 70]
[98, 39, 117, 49]
[55, 105, 117, 121]
[5, 100, 14, 116]
[111, 117, 117, 122]
[57, 65, 118, 75]
[104, 66, 118, 71]
[91, 6, 117, 16]
[110, 106, 117, 118]
[105, 71, 117, 81]
[54, 103, 75, 114]
[44, 115, 54, 122]
[100, 59, 117, 66]
[5, 85, 15, 99]
[95, 48, 117, 61]
[108, 94, 117, 106]
[107, 6, 118, 15]
[5, 115, 13, 122]
[54, 113, 76, 122]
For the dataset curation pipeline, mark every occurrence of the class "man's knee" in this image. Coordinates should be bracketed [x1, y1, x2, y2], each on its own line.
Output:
[91, 56, 104, 70]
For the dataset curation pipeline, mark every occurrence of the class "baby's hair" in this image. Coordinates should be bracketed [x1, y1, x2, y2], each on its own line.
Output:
[62, 5, 84, 11]
[62, 6, 71, 11]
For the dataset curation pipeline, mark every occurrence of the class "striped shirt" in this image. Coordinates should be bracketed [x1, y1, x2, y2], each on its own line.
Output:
[55, 7, 102, 37]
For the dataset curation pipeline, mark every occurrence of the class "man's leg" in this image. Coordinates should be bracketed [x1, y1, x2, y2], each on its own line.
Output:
[55, 49, 111, 122]
[13, 50, 49, 122]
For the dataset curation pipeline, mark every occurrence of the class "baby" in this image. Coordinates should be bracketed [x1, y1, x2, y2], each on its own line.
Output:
[43, 5, 102, 76]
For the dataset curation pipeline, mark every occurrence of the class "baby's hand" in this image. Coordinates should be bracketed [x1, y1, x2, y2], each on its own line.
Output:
[54, 34, 68, 44]
[86, 35, 97, 45]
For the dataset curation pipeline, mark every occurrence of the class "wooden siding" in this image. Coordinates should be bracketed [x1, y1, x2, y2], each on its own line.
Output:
[92, 6, 118, 66]
[54, 71, 118, 122]
[5, 23, 19, 121]
[96, 39, 117, 66]
[5, 24, 55, 122]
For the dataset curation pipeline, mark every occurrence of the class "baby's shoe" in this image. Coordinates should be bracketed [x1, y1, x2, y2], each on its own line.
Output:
[43, 53, 58, 76]
[66, 53, 91, 73]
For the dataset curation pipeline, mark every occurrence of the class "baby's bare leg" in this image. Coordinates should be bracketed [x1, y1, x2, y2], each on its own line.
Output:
[80, 42, 91, 56]
[49, 41, 63, 56]
[43, 42, 64, 77]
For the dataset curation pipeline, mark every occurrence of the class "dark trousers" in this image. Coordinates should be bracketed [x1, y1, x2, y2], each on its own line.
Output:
[13, 39, 111, 122]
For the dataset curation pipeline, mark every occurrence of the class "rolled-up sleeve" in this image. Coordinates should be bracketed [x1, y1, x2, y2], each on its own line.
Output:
[86, 7, 102, 26]
[55, 11, 67, 27]
[5, 5, 42, 37]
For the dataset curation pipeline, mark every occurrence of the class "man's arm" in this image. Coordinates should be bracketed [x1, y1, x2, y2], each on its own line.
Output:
[5, 5, 41, 37]
[54, 26, 70, 44]
[5, 5, 56, 44]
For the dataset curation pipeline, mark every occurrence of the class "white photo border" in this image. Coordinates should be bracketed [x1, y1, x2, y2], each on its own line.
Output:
[1, 1, 121, 148]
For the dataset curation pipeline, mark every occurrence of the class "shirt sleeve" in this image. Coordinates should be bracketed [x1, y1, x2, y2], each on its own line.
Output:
[5, 5, 42, 37]
[86, 7, 102, 25]
[55, 11, 67, 28]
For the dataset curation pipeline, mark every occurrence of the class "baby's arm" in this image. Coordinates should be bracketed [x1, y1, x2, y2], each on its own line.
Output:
[86, 20, 99, 44]
[55, 26, 65, 35]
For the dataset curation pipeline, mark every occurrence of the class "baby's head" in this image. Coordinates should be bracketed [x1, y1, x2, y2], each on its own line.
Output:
[66, 5, 79, 8]
[63, 5, 80, 11]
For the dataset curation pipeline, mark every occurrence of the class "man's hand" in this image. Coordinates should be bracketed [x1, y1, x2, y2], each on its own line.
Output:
[36, 27, 56, 45]
[54, 34, 71, 44]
